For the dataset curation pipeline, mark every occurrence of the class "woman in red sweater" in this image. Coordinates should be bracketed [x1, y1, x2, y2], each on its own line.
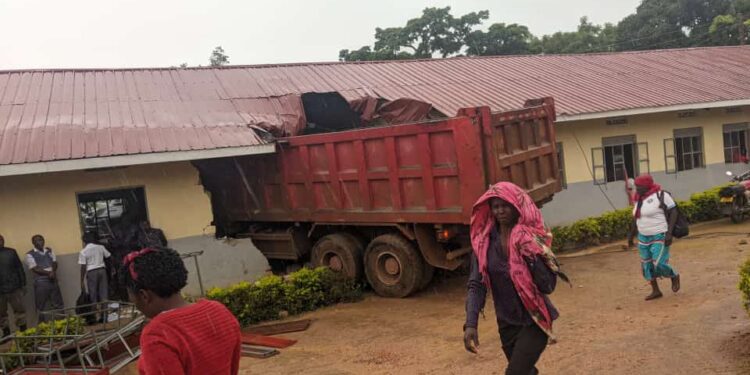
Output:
[121, 247, 241, 375]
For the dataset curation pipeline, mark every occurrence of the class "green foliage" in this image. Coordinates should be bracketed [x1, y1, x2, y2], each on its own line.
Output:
[532, 17, 618, 54]
[207, 267, 363, 326]
[209, 46, 229, 67]
[740, 257, 750, 316]
[465, 23, 535, 56]
[340, 6, 489, 61]
[683, 187, 723, 222]
[1, 317, 85, 369]
[709, 0, 750, 45]
[340, 1, 749, 61]
[551, 185, 725, 252]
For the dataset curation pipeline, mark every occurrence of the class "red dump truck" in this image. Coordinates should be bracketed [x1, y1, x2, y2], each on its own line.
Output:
[193, 98, 560, 297]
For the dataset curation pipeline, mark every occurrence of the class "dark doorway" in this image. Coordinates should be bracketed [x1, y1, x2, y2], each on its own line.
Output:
[76, 187, 148, 244]
[603, 136, 637, 183]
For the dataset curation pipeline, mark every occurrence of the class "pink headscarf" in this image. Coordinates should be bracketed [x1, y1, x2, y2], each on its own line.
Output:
[634, 174, 661, 218]
[470, 182, 567, 338]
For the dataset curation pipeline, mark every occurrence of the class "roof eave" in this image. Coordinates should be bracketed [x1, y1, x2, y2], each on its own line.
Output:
[556, 99, 750, 123]
[0, 144, 276, 177]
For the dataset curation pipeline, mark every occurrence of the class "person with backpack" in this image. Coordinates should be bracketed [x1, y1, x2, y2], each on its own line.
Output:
[627, 174, 681, 301]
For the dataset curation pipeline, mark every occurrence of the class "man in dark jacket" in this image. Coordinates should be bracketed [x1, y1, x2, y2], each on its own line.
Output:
[0, 234, 27, 337]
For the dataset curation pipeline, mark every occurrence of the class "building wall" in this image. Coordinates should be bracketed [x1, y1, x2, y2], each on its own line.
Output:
[543, 106, 750, 226]
[0, 161, 268, 325]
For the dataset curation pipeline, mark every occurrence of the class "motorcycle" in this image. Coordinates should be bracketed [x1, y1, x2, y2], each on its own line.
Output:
[719, 170, 750, 223]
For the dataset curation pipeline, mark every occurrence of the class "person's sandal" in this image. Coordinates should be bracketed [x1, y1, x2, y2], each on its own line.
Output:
[645, 290, 663, 301]
[671, 274, 681, 293]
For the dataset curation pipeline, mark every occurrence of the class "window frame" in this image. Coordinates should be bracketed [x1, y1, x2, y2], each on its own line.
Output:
[672, 127, 705, 172]
[600, 135, 638, 184]
[723, 123, 750, 164]
[75, 186, 149, 243]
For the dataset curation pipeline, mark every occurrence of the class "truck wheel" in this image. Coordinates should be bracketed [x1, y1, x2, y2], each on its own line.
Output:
[312, 233, 364, 281]
[365, 234, 425, 298]
[419, 264, 435, 290]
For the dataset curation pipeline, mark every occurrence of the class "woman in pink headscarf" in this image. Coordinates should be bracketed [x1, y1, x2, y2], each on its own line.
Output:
[463, 182, 568, 375]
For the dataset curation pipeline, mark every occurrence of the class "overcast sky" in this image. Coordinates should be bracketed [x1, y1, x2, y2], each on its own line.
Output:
[0, 0, 641, 70]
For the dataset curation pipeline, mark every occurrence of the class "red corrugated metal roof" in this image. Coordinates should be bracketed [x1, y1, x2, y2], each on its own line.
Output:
[2, 46, 750, 166]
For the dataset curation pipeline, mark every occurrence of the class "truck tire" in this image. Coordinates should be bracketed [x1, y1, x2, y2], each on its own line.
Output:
[365, 234, 425, 298]
[312, 233, 364, 281]
[419, 264, 435, 291]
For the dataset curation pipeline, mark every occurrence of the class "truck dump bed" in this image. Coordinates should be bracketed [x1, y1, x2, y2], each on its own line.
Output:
[194, 98, 560, 227]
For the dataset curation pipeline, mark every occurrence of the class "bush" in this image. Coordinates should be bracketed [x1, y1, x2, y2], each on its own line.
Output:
[1, 317, 85, 369]
[550, 185, 726, 252]
[740, 258, 750, 316]
[207, 267, 363, 326]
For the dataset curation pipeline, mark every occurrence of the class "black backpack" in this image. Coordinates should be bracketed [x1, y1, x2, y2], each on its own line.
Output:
[657, 191, 690, 238]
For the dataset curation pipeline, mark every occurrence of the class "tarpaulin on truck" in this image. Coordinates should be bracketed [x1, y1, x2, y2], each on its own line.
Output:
[349, 96, 437, 127]
[238, 92, 442, 138]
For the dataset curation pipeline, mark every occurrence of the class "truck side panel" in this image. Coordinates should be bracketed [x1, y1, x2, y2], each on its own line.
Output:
[464, 99, 559, 204]
[194, 100, 560, 228]
[256, 116, 486, 224]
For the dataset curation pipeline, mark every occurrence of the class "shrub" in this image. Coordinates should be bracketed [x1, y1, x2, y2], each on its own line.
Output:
[550, 185, 727, 252]
[1, 317, 85, 369]
[207, 267, 363, 326]
[684, 188, 723, 222]
[740, 258, 750, 316]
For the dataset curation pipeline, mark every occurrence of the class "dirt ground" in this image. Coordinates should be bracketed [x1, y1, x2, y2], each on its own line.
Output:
[123, 220, 750, 374]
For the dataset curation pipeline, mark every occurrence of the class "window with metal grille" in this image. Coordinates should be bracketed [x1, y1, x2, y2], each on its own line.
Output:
[673, 128, 704, 171]
[76, 187, 148, 243]
[723, 123, 749, 163]
[556, 142, 567, 189]
[592, 136, 648, 185]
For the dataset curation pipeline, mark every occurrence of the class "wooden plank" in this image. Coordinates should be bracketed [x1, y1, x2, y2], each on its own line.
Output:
[241, 333, 297, 349]
[244, 319, 311, 336]
[241, 345, 279, 359]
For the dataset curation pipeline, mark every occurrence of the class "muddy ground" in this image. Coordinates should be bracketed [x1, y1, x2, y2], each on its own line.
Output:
[125, 220, 750, 374]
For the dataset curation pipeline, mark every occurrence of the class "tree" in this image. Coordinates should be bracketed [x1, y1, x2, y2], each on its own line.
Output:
[678, 0, 732, 45]
[615, 0, 688, 51]
[465, 23, 535, 56]
[339, 1, 748, 61]
[209, 46, 230, 66]
[339, 7, 489, 61]
[710, 0, 750, 44]
[531, 17, 617, 54]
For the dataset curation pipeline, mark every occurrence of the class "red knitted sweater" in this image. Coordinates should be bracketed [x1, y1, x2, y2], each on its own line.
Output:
[138, 299, 241, 375]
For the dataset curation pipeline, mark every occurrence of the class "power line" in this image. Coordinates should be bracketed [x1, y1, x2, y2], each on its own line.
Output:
[570, 129, 619, 211]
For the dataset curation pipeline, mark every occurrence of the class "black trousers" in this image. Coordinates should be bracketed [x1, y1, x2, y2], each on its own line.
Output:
[499, 321, 548, 375]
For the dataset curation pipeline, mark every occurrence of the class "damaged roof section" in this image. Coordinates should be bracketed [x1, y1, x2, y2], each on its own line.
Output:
[249, 92, 444, 137]
[0, 68, 442, 168]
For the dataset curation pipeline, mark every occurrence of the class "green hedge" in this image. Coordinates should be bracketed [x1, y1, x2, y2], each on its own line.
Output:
[551, 186, 725, 252]
[1, 317, 85, 369]
[740, 258, 750, 316]
[207, 267, 363, 326]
